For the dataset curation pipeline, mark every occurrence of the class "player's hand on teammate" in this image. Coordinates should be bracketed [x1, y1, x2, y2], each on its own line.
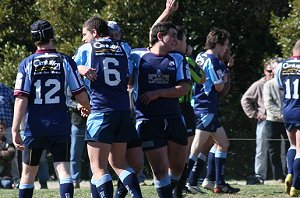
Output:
[256, 114, 266, 121]
[140, 90, 160, 105]
[12, 132, 24, 151]
[78, 66, 97, 81]
[77, 103, 90, 117]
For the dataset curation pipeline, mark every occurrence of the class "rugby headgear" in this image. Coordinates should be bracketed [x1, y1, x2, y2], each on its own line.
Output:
[30, 19, 54, 42]
[107, 21, 121, 33]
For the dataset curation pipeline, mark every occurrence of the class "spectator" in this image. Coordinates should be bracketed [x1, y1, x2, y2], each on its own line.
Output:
[263, 57, 287, 183]
[276, 39, 300, 197]
[11, 19, 90, 198]
[69, 91, 87, 188]
[0, 82, 19, 183]
[0, 121, 16, 189]
[241, 60, 274, 184]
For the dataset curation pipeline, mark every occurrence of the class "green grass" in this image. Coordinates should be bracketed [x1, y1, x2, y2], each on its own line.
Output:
[0, 181, 290, 198]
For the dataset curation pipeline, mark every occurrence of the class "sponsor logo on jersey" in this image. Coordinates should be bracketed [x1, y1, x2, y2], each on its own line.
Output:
[33, 55, 62, 75]
[93, 41, 123, 55]
[282, 62, 300, 75]
[148, 69, 169, 84]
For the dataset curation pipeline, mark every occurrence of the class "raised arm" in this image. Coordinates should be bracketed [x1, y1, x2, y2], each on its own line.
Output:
[149, 0, 179, 43]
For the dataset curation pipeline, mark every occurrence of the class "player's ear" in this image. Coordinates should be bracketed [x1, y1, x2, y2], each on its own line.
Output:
[92, 29, 98, 38]
[157, 32, 164, 41]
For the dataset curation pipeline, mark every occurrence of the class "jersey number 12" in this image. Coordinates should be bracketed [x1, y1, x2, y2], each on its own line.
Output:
[34, 79, 61, 104]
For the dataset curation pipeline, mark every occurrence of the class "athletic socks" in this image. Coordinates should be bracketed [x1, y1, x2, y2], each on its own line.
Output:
[59, 177, 74, 198]
[114, 179, 128, 198]
[206, 147, 216, 181]
[90, 178, 100, 198]
[154, 176, 172, 198]
[188, 153, 207, 186]
[173, 163, 188, 197]
[186, 154, 197, 182]
[287, 147, 296, 174]
[293, 155, 300, 189]
[95, 174, 113, 198]
[19, 183, 34, 198]
[215, 151, 227, 186]
[119, 168, 142, 198]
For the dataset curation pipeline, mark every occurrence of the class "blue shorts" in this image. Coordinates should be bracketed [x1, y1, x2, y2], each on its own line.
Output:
[195, 113, 221, 132]
[285, 122, 300, 132]
[136, 117, 188, 151]
[127, 121, 141, 149]
[180, 102, 196, 137]
[22, 135, 70, 165]
[85, 111, 131, 144]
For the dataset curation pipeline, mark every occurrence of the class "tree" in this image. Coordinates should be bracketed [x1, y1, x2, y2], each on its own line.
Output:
[270, 0, 300, 57]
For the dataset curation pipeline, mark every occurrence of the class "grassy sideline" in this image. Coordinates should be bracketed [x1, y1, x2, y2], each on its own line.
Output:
[0, 180, 291, 198]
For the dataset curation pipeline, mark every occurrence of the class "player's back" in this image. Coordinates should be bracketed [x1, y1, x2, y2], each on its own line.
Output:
[15, 50, 84, 136]
[278, 57, 300, 123]
[89, 38, 130, 112]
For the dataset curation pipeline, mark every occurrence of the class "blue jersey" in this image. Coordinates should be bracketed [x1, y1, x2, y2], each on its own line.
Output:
[14, 49, 85, 137]
[276, 56, 300, 123]
[194, 52, 227, 114]
[130, 48, 191, 119]
[74, 38, 131, 113]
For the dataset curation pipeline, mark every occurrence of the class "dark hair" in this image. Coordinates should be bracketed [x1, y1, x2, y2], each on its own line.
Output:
[176, 26, 187, 41]
[150, 21, 177, 46]
[205, 27, 230, 50]
[83, 16, 109, 37]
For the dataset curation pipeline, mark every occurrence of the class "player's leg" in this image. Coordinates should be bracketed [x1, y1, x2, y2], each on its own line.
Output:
[114, 122, 143, 198]
[211, 127, 239, 194]
[146, 146, 172, 198]
[186, 130, 211, 193]
[188, 137, 214, 187]
[202, 143, 217, 191]
[290, 129, 300, 197]
[109, 111, 142, 198]
[285, 127, 296, 195]
[51, 139, 74, 198]
[86, 112, 114, 197]
[88, 142, 112, 197]
[19, 147, 43, 198]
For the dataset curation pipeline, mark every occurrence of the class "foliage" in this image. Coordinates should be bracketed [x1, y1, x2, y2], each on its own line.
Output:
[0, 0, 297, 179]
[270, 0, 300, 57]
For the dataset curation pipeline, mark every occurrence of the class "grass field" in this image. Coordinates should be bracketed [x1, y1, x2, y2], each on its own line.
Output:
[0, 180, 291, 198]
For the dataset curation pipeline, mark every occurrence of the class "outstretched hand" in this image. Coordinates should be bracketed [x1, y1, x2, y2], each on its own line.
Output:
[166, 0, 178, 13]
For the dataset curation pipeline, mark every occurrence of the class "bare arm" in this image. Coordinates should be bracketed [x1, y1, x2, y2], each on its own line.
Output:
[11, 96, 28, 150]
[149, 0, 178, 43]
[140, 81, 190, 105]
[75, 91, 91, 117]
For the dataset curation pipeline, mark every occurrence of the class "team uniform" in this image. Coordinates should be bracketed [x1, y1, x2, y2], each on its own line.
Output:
[14, 49, 85, 165]
[130, 48, 191, 151]
[74, 38, 131, 143]
[276, 56, 300, 193]
[194, 52, 228, 132]
[179, 56, 204, 137]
